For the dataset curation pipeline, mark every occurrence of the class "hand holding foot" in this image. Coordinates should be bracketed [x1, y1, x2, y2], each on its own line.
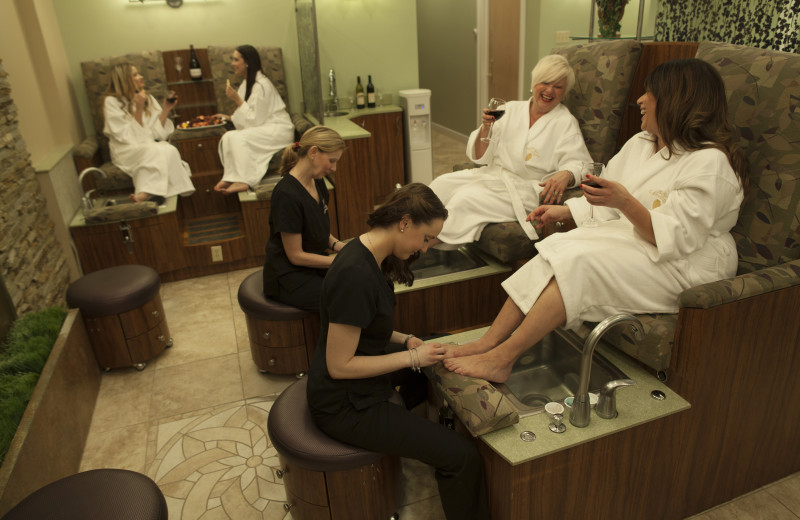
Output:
[443, 351, 513, 383]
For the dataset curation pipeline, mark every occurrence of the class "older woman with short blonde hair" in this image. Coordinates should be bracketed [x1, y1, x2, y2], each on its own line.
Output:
[429, 53, 591, 249]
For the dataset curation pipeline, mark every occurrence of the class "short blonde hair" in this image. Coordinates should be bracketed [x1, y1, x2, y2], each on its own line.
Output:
[530, 54, 575, 94]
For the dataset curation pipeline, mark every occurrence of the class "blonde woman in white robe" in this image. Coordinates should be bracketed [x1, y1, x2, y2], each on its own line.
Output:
[443, 59, 749, 383]
[214, 45, 294, 194]
[103, 64, 194, 203]
[429, 54, 592, 248]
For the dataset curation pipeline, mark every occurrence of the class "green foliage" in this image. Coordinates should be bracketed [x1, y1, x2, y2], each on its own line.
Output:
[597, 0, 631, 39]
[0, 307, 67, 465]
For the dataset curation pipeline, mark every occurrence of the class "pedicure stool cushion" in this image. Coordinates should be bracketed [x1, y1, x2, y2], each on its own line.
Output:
[1, 469, 167, 520]
[267, 377, 402, 519]
[237, 270, 319, 375]
[66, 264, 172, 371]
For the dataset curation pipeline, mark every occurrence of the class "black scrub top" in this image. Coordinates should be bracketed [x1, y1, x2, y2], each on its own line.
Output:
[263, 175, 331, 296]
[307, 238, 397, 415]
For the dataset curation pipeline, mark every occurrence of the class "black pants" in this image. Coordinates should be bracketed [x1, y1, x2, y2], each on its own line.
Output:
[312, 370, 490, 520]
[270, 273, 324, 311]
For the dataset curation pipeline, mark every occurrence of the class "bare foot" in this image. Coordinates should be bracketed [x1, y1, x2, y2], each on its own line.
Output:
[220, 182, 249, 194]
[129, 192, 150, 202]
[448, 338, 496, 358]
[443, 352, 513, 383]
[214, 181, 231, 192]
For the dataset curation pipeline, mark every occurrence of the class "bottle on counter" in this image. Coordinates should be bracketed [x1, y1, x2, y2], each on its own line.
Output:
[189, 45, 202, 81]
[367, 75, 376, 108]
[355, 76, 365, 109]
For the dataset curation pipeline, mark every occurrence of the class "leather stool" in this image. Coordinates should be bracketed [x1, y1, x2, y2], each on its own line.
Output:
[237, 271, 319, 375]
[1, 469, 167, 520]
[66, 265, 171, 371]
[267, 377, 402, 520]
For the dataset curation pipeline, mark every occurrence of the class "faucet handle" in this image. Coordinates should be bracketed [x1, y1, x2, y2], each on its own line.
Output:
[595, 379, 635, 419]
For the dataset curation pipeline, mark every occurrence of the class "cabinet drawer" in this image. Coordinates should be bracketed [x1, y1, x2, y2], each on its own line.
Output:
[245, 315, 305, 347]
[283, 489, 331, 520]
[126, 320, 172, 364]
[249, 344, 308, 374]
[174, 135, 223, 172]
[119, 296, 165, 338]
[278, 458, 328, 507]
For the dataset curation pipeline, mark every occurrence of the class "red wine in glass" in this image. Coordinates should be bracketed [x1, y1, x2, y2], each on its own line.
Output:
[487, 109, 505, 120]
[481, 98, 507, 143]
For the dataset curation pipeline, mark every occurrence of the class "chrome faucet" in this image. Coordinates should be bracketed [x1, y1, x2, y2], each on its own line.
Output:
[569, 314, 644, 428]
[328, 68, 338, 112]
[78, 167, 107, 211]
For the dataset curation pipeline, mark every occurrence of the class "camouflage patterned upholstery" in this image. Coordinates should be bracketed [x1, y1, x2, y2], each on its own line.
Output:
[424, 363, 519, 437]
[553, 39, 644, 165]
[81, 201, 159, 224]
[696, 41, 800, 273]
[475, 40, 643, 265]
[76, 50, 167, 193]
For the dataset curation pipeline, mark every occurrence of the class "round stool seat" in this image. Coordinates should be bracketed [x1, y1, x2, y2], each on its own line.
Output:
[238, 271, 312, 320]
[66, 265, 160, 317]
[1, 469, 167, 520]
[268, 377, 399, 472]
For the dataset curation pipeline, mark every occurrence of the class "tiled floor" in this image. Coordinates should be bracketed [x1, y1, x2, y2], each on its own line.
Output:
[77, 126, 800, 519]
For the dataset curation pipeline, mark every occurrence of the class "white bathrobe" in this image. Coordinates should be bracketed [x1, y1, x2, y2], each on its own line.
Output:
[503, 132, 744, 330]
[429, 100, 591, 244]
[218, 71, 294, 188]
[104, 95, 195, 198]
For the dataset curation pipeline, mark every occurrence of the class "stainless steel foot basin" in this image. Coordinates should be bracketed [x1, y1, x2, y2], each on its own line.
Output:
[496, 329, 628, 417]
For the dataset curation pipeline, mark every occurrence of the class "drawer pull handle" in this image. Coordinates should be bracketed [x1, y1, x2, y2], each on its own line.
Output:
[158, 335, 166, 342]
[197, 143, 203, 148]
[152, 310, 159, 318]
[268, 358, 277, 366]
[276, 468, 288, 478]
[263, 332, 271, 341]
[283, 503, 293, 512]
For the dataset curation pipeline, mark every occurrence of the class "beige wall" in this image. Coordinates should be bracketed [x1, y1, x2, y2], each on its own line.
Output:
[416, 0, 477, 136]
[0, 0, 83, 162]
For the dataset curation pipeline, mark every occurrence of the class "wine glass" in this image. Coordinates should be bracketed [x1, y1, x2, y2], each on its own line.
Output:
[480, 98, 507, 143]
[581, 162, 605, 227]
[174, 56, 183, 75]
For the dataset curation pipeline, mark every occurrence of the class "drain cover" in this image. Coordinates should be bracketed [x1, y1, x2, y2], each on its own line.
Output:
[520, 431, 536, 442]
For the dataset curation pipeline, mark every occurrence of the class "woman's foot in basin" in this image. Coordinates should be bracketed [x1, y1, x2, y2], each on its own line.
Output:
[443, 350, 513, 383]
[130, 192, 151, 203]
[218, 181, 249, 194]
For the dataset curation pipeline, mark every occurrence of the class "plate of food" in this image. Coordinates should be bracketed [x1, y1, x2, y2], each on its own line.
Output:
[178, 114, 227, 130]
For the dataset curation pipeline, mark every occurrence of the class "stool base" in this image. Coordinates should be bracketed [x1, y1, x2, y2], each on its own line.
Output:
[278, 453, 402, 520]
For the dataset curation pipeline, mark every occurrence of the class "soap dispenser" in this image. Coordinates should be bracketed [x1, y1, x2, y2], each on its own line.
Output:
[596, 379, 636, 419]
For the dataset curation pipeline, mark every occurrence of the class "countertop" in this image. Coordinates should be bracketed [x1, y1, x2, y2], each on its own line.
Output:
[305, 105, 403, 140]
[442, 327, 691, 466]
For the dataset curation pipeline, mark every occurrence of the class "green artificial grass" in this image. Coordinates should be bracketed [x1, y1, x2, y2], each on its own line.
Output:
[0, 307, 67, 466]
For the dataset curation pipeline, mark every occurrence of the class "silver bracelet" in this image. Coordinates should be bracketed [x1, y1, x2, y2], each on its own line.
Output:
[411, 348, 421, 373]
[408, 349, 415, 371]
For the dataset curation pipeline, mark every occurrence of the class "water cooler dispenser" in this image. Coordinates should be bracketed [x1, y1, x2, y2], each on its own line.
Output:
[398, 89, 433, 185]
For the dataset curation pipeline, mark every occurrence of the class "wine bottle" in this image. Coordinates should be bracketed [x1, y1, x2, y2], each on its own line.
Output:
[189, 45, 202, 81]
[355, 76, 365, 109]
[366, 75, 376, 108]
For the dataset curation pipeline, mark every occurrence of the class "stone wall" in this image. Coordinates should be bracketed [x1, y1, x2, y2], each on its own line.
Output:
[0, 61, 71, 315]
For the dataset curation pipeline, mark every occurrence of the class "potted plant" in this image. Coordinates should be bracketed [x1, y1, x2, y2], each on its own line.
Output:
[596, 0, 630, 39]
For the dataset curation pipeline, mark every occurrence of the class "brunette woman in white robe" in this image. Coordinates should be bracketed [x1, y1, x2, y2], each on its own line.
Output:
[429, 54, 592, 247]
[443, 59, 749, 383]
[103, 63, 194, 202]
[214, 45, 294, 194]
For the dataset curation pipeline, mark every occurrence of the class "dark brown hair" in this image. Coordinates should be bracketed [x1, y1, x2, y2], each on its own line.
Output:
[367, 183, 448, 286]
[644, 58, 749, 192]
[236, 45, 263, 102]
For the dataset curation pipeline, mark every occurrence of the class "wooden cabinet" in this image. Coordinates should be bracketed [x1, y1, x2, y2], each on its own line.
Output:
[162, 48, 217, 122]
[350, 111, 405, 205]
[71, 212, 186, 275]
[83, 294, 171, 370]
[244, 313, 319, 375]
[333, 110, 405, 238]
[171, 135, 240, 219]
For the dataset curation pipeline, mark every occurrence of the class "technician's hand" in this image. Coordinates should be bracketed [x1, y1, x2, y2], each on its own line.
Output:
[539, 170, 572, 205]
[415, 343, 449, 367]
